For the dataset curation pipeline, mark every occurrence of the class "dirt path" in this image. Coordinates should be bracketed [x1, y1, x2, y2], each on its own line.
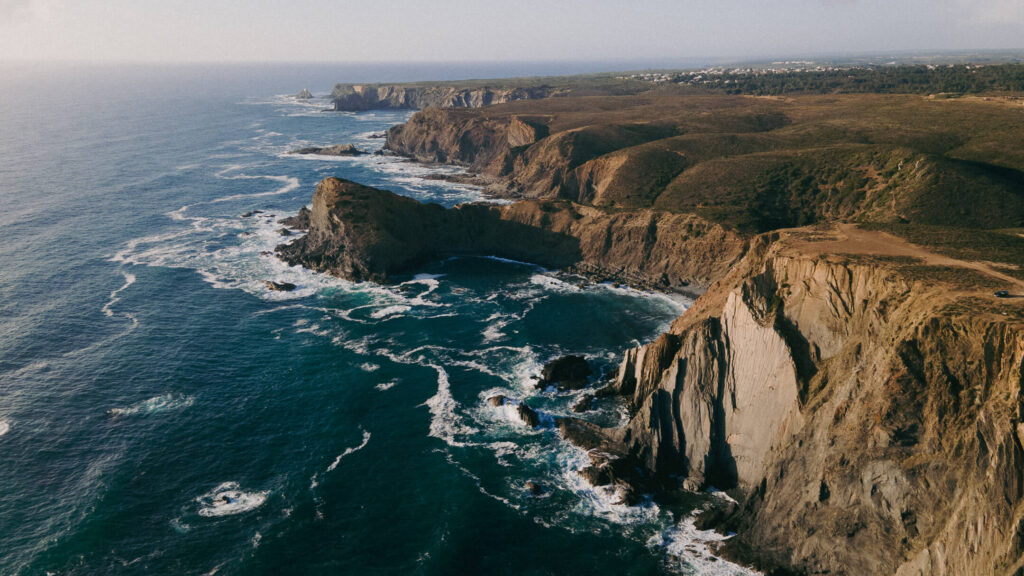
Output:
[793, 223, 1024, 293]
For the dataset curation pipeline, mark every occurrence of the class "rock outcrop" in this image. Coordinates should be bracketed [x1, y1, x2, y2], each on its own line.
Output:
[294, 88, 313, 99]
[276, 178, 746, 292]
[331, 84, 564, 111]
[567, 231, 1024, 575]
[537, 355, 592, 390]
[288, 144, 366, 156]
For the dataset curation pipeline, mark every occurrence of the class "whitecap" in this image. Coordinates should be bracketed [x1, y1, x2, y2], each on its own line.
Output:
[359, 362, 380, 373]
[0, 420, 10, 436]
[375, 379, 399, 391]
[108, 393, 194, 417]
[196, 482, 268, 517]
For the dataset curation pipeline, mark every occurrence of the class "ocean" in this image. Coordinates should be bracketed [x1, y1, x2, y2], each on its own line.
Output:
[0, 63, 754, 575]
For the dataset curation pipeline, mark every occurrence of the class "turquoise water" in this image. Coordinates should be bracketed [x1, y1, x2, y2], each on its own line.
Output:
[0, 64, 752, 575]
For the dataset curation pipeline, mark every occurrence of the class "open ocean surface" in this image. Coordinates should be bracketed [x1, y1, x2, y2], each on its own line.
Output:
[0, 63, 754, 575]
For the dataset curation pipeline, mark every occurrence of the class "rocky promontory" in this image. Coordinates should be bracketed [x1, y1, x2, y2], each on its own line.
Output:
[331, 83, 566, 112]
[275, 177, 745, 291]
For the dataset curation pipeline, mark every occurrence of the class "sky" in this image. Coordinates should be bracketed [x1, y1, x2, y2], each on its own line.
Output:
[1, 0, 1023, 63]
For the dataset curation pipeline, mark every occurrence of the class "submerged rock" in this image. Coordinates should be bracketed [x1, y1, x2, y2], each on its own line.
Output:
[264, 281, 297, 292]
[241, 210, 263, 218]
[537, 355, 592, 390]
[524, 481, 544, 495]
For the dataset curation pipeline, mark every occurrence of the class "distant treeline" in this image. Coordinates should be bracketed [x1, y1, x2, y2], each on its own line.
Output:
[676, 64, 1024, 95]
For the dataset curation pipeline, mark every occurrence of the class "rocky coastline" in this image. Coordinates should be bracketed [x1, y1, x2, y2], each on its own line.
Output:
[331, 83, 566, 112]
[276, 90, 1024, 575]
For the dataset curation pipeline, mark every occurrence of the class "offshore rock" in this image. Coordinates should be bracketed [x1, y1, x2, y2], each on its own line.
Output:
[517, 403, 540, 428]
[288, 143, 366, 156]
[537, 355, 592, 390]
[264, 281, 296, 292]
[294, 88, 313, 99]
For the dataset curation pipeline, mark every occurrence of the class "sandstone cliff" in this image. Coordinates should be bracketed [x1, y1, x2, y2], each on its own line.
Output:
[574, 229, 1024, 575]
[276, 177, 746, 293]
[331, 83, 564, 111]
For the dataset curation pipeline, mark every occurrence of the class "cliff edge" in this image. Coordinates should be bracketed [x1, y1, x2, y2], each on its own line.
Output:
[276, 177, 746, 292]
[574, 226, 1024, 575]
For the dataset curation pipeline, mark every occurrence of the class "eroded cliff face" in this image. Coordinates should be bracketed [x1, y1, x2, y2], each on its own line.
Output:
[331, 84, 563, 112]
[276, 178, 746, 293]
[593, 234, 1024, 575]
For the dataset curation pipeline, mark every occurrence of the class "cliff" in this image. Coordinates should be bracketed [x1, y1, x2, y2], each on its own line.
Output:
[385, 94, 1024, 231]
[280, 88, 1024, 573]
[571, 227, 1024, 575]
[276, 178, 746, 292]
[331, 83, 565, 111]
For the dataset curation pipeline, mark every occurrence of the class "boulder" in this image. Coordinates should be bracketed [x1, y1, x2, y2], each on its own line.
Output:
[264, 281, 297, 292]
[517, 403, 540, 428]
[537, 355, 592, 390]
[524, 481, 544, 495]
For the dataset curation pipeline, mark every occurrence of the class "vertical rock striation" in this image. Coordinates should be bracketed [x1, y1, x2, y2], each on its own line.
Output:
[588, 235, 1024, 574]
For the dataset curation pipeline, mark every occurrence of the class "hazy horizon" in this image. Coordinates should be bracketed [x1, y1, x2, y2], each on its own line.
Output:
[2, 0, 1024, 65]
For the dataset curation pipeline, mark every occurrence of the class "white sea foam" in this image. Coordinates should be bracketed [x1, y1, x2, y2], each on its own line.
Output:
[375, 379, 399, 391]
[196, 482, 268, 517]
[359, 362, 380, 373]
[102, 271, 136, 318]
[326, 428, 372, 472]
[108, 393, 195, 417]
[0, 420, 10, 436]
[422, 364, 478, 447]
[530, 273, 582, 292]
[370, 305, 412, 319]
[650, 517, 761, 575]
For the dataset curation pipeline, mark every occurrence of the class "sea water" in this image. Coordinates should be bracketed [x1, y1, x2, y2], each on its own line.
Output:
[0, 63, 757, 575]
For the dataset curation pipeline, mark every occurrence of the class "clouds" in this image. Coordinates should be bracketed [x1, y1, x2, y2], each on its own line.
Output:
[0, 0, 51, 24]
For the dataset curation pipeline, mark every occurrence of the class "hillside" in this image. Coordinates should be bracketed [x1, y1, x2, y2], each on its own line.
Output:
[386, 93, 1024, 236]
